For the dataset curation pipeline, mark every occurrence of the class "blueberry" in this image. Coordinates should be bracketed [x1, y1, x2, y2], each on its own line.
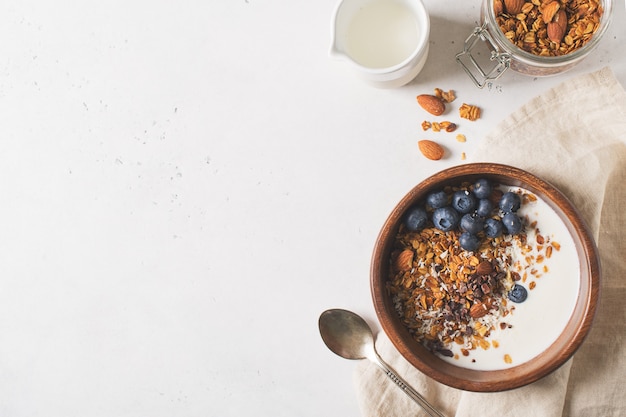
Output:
[451, 190, 476, 214]
[499, 192, 521, 212]
[484, 218, 504, 238]
[502, 212, 523, 234]
[508, 284, 528, 303]
[459, 232, 480, 252]
[432, 207, 460, 232]
[426, 190, 449, 209]
[473, 178, 492, 199]
[404, 206, 428, 231]
[460, 213, 484, 234]
[476, 199, 494, 218]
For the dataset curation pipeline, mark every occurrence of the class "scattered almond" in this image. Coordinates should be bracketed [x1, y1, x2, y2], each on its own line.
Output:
[416, 94, 445, 116]
[418, 140, 444, 160]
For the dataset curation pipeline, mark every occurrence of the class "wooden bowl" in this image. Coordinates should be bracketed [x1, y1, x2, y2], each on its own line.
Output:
[370, 163, 600, 392]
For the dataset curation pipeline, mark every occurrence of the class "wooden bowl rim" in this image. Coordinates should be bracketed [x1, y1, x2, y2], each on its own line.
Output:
[370, 163, 601, 392]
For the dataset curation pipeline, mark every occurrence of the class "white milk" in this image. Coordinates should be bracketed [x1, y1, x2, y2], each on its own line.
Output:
[345, 1, 420, 69]
[441, 186, 580, 371]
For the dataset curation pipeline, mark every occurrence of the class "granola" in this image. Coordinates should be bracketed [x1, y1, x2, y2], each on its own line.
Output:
[494, 0, 604, 57]
[387, 185, 559, 362]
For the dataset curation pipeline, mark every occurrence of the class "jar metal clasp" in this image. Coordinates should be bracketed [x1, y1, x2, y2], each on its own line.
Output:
[456, 23, 511, 88]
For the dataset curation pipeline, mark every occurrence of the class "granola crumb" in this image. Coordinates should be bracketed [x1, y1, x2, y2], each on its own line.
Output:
[459, 103, 481, 121]
[422, 121, 457, 133]
[434, 88, 456, 103]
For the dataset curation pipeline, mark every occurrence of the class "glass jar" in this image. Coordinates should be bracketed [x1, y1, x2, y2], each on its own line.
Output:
[456, 0, 613, 88]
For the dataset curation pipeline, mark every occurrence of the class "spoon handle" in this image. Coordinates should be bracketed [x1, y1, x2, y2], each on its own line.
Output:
[372, 353, 446, 417]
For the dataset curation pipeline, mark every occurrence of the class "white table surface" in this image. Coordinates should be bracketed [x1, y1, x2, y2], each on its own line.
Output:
[1, 1, 624, 416]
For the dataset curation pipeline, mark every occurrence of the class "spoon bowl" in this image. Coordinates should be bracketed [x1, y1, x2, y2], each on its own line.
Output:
[318, 308, 446, 417]
[318, 308, 375, 361]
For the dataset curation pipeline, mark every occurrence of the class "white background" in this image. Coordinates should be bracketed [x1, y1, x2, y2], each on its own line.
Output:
[1, 1, 624, 416]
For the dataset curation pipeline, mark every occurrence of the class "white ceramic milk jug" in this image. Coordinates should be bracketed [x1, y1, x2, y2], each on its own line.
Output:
[330, 0, 430, 88]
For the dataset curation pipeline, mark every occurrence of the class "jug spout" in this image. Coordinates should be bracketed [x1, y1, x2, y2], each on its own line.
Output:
[329, 2, 350, 61]
[329, 21, 347, 61]
[329, 43, 347, 60]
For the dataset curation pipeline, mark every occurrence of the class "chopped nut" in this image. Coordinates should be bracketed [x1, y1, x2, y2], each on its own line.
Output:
[421, 121, 457, 133]
[476, 260, 494, 275]
[434, 88, 456, 103]
[445, 122, 457, 132]
[456, 134, 467, 143]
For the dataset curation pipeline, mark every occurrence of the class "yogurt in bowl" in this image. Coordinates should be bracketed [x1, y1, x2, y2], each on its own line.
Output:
[387, 184, 580, 371]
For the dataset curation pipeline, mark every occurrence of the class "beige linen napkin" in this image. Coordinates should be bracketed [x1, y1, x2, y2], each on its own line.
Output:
[355, 66, 626, 417]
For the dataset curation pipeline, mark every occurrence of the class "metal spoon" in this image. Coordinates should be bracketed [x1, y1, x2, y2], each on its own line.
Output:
[318, 308, 446, 417]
